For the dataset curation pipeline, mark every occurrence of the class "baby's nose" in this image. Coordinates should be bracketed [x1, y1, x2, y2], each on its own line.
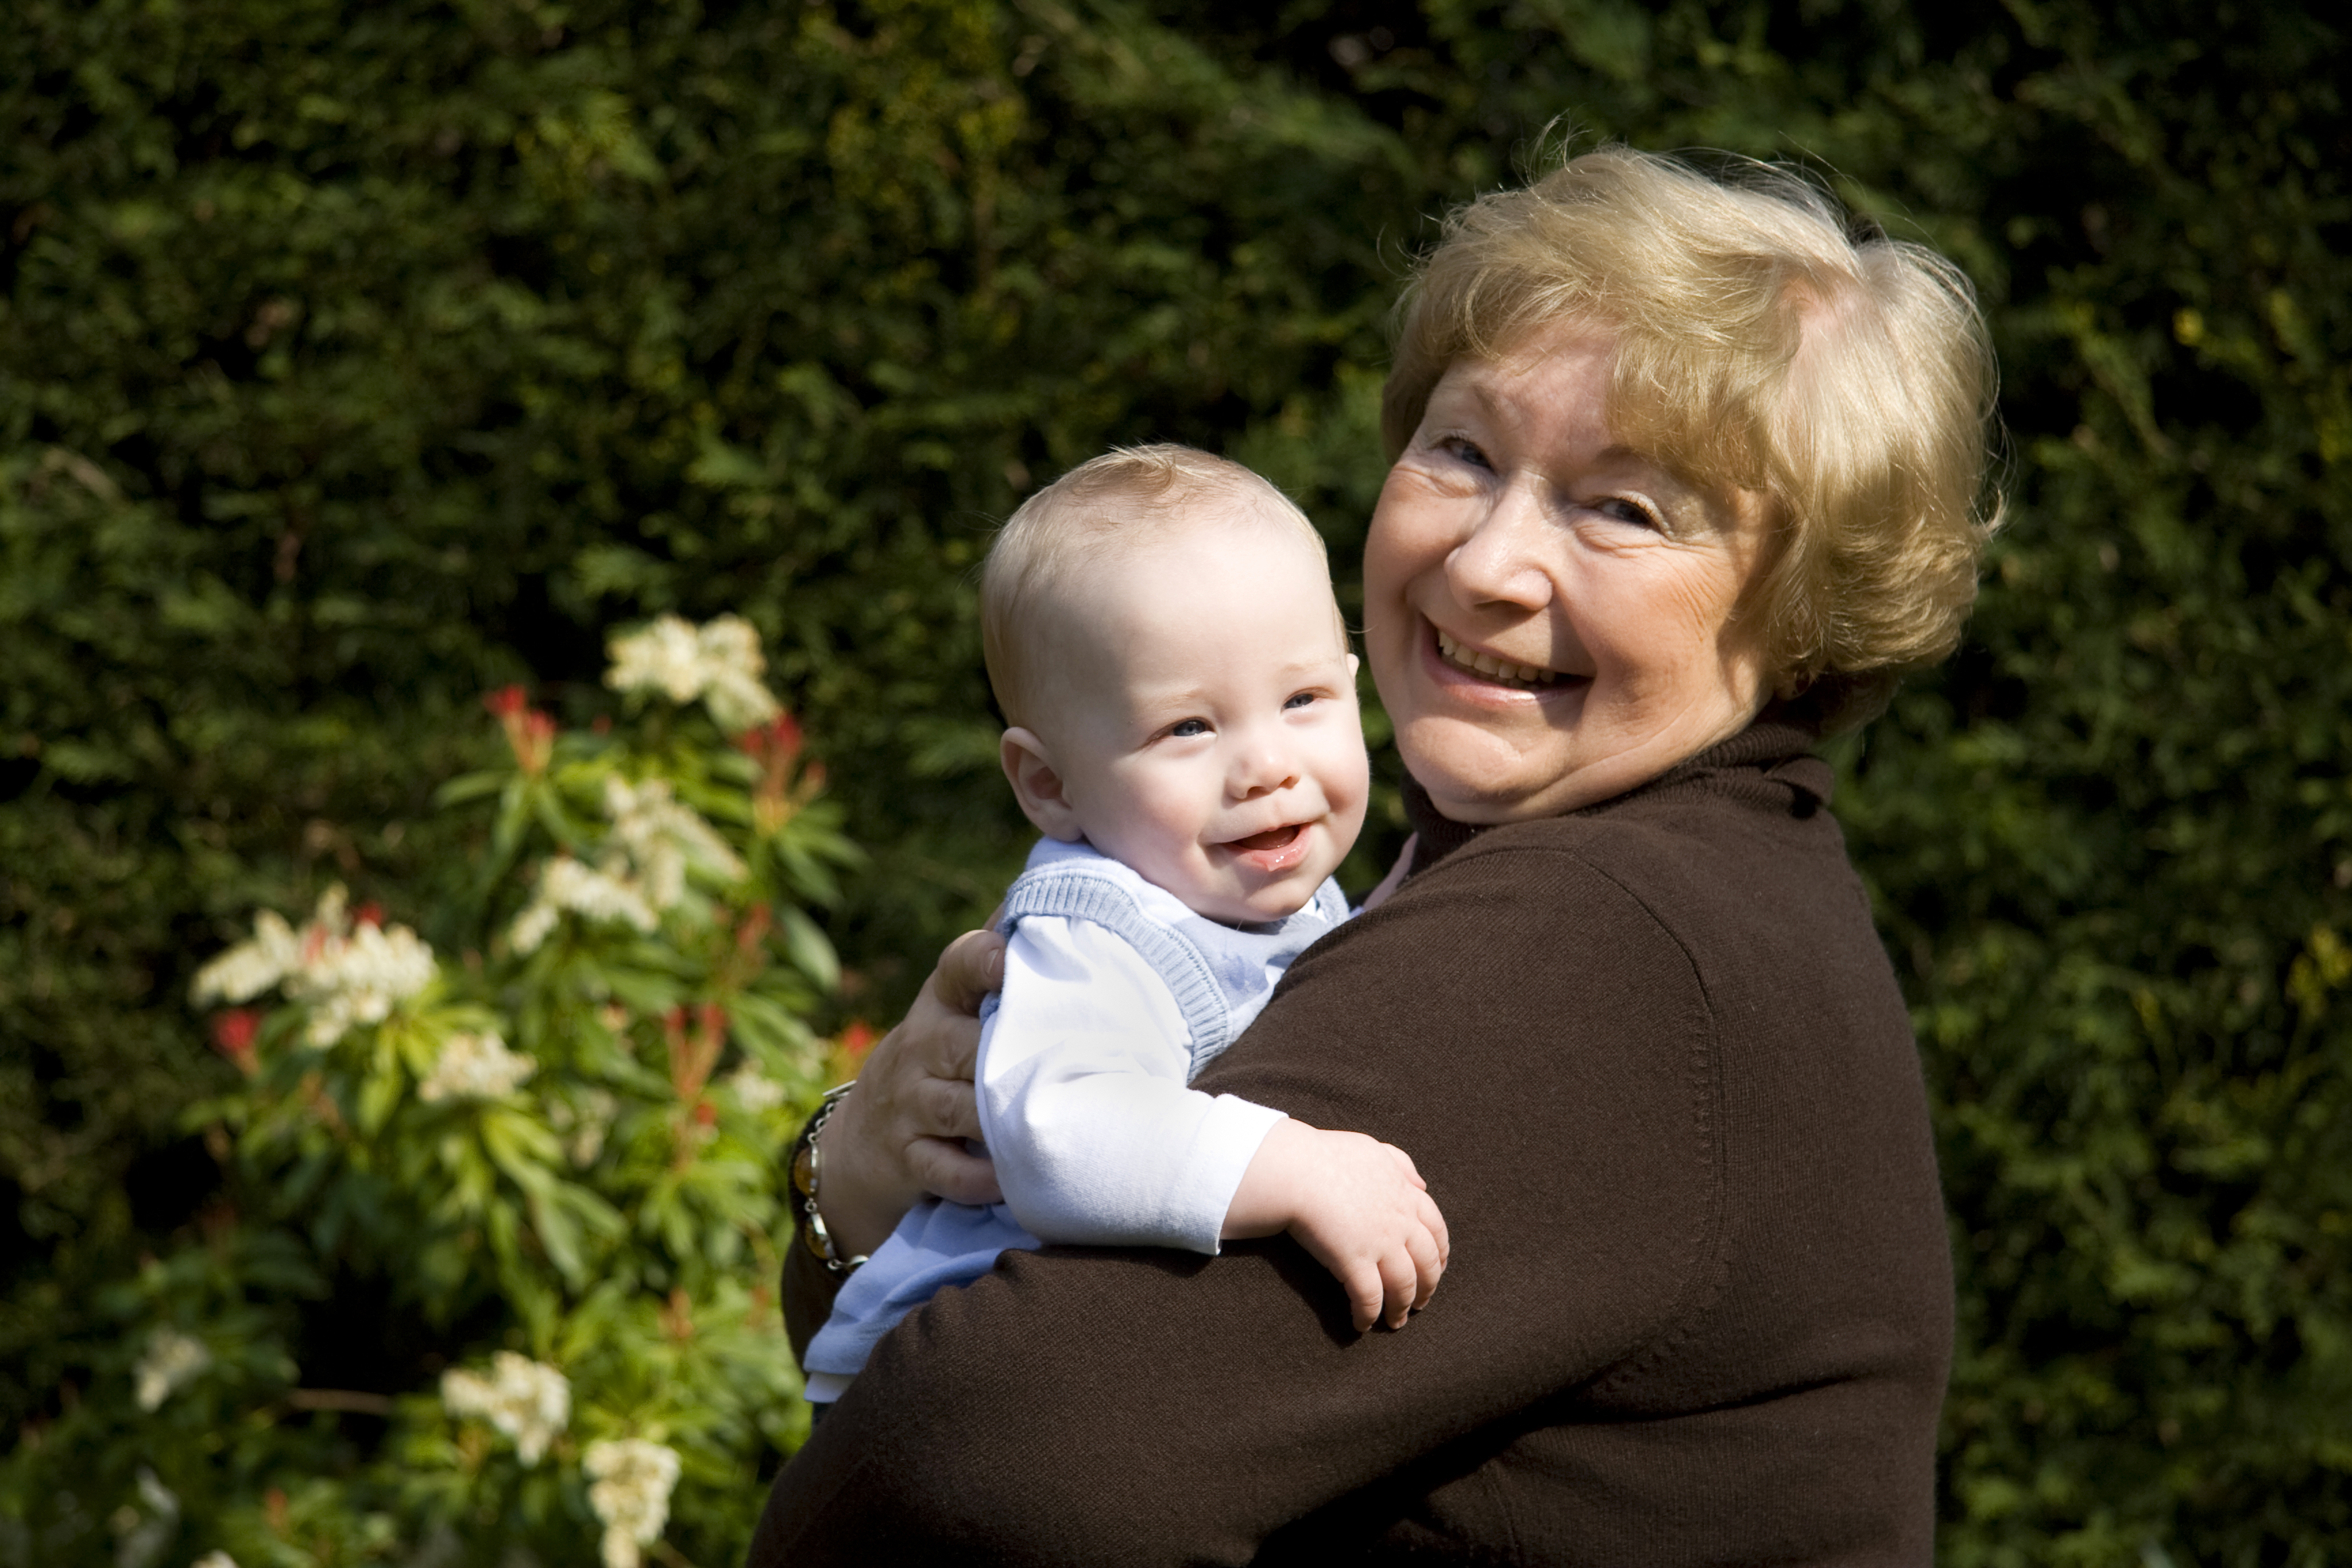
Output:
[1229, 738, 1302, 799]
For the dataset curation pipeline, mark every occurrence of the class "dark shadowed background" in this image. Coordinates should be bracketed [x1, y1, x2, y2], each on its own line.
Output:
[4, 0, 2349, 1561]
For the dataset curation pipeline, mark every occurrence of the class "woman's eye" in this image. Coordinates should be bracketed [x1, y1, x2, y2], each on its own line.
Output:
[1440, 436, 1494, 471]
[1169, 718, 1209, 738]
[1595, 496, 1664, 531]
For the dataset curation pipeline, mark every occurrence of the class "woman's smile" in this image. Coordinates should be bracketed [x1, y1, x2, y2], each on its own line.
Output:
[1429, 626, 1577, 692]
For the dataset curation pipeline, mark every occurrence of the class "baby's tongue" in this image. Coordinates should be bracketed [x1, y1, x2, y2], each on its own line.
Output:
[1231, 824, 1301, 852]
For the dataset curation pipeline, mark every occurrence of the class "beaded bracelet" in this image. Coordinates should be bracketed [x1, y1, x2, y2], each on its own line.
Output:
[790, 1083, 869, 1275]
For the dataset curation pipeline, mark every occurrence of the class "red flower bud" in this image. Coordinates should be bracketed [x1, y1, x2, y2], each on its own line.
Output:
[210, 1008, 262, 1074]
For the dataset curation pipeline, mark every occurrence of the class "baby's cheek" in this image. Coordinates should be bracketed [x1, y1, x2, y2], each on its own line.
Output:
[1112, 773, 1215, 856]
[1329, 731, 1374, 812]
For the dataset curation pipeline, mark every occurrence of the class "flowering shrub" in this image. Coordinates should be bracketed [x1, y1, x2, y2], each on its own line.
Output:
[0, 617, 856, 1566]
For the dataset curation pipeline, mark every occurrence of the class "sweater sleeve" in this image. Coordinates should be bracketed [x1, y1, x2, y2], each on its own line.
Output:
[749, 843, 1726, 1565]
[981, 916, 1287, 1253]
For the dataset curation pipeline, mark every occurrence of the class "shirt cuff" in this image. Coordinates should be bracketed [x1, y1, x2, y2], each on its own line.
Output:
[1167, 1094, 1289, 1255]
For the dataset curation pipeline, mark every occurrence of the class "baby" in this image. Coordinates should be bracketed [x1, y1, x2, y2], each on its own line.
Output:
[800, 446, 1448, 1406]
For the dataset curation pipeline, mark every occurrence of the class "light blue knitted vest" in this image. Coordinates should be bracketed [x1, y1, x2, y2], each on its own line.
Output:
[992, 837, 1351, 1074]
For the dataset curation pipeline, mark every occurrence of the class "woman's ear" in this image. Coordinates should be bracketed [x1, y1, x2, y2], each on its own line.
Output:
[1000, 727, 1085, 842]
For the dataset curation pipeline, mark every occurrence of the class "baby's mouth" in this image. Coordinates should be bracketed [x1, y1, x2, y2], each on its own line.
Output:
[1435, 629, 1566, 689]
[1222, 822, 1312, 874]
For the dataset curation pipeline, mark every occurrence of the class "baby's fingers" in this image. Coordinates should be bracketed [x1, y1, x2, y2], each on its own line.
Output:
[1376, 1244, 1422, 1330]
[1380, 1141, 1428, 1191]
[1339, 1256, 1388, 1334]
[1417, 1188, 1450, 1267]
[1405, 1218, 1445, 1312]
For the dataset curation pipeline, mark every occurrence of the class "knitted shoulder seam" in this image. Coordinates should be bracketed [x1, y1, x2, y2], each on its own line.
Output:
[1000, 868, 1231, 1061]
[1449, 838, 1733, 1396]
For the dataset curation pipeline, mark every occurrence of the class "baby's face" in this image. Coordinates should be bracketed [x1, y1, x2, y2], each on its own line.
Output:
[1020, 510, 1370, 924]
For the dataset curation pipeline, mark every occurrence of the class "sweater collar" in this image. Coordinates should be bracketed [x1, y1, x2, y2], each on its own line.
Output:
[1401, 713, 1831, 874]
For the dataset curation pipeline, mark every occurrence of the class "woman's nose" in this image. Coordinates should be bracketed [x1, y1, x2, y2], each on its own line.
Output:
[1445, 479, 1556, 611]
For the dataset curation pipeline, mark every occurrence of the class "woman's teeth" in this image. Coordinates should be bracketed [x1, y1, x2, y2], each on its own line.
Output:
[1436, 629, 1561, 688]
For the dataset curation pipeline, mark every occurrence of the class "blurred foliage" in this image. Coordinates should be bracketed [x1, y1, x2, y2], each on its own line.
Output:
[6, 624, 854, 1565]
[1, 0, 2346, 1561]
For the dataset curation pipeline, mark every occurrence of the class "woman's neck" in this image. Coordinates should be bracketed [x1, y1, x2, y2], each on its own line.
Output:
[1399, 708, 1825, 875]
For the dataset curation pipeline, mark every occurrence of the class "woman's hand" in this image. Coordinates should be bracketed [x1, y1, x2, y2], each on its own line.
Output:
[813, 929, 1005, 1258]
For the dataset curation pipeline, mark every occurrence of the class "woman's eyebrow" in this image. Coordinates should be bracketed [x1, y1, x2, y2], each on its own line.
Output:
[1446, 375, 1513, 421]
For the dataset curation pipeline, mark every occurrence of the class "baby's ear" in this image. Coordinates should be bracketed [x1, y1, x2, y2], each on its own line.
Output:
[1000, 728, 1085, 842]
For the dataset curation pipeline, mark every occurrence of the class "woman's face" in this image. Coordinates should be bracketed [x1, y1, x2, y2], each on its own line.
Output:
[1364, 324, 1777, 825]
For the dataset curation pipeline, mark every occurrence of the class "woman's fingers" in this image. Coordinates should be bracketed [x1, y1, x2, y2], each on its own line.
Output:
[807, 927, 1005, 1256]
[914, 1067, 987, 1143]
[907, 1135, 1004, 1207]
[928, 928, 1007, 1025]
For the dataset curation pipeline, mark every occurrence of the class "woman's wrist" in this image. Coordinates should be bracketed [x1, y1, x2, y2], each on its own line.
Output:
[787, 927, 1005, 1260]
[808, 1075, 925, 1260]
[790, 1085, 871, 1275]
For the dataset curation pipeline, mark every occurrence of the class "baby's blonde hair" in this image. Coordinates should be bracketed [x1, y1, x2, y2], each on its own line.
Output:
[1384, 146, 2001, 729]
[980, 445, 1329, 728]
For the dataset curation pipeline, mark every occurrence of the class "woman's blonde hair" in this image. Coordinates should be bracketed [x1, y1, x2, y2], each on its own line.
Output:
[980, 444, 1329, 727]
[1384, 146, 2001, 730]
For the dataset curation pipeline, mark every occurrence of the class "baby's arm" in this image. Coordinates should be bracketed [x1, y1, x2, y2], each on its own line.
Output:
[984, 916, 1448, 1330]
[1220, 1120, 1449, 1331]
[981, 916, 1287, 1252]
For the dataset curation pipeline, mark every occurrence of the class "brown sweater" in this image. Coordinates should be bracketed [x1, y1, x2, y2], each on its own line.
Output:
[752, 721, 1952, 1565]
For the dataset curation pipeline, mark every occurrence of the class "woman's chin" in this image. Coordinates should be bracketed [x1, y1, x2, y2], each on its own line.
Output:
[1394, 711, 1588, 824]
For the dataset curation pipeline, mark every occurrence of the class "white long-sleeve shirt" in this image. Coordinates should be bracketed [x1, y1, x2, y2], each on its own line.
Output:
[800, 838, 1346, 1400]
[978, 911, 1290, 1252]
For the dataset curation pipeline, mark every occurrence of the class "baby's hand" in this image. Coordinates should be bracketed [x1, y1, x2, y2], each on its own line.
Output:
[1223, 1119, 1450, 1331]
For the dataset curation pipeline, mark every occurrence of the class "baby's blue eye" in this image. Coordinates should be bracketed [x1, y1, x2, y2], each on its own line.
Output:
[1283, 692, 1317, 710]
[1170, 718, 1209, 738]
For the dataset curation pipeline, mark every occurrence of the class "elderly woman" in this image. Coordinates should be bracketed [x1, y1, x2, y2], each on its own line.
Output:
[751, 146, 1994, 1562]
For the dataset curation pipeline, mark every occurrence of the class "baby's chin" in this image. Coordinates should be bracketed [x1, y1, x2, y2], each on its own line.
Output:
[1177, 847, 1347, 926]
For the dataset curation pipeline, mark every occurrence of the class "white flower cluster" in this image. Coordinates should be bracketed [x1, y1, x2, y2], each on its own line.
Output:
[192, 1554, 238, 1568]
[606, 613, 781, 732]
[109, 1468, 180, 1568]
[547, 1088, 620, 1166]
[191, 886, 436, 1046]
[606, 775, 745, 907]
[509, 857, 657, 954]
[417, 1030, 537, 1103]
[508, 777, 744, 954]
[585, 1438, 682, 1568]
[441, 1352, 570, 1465]
[133, 1328, 210, 1412]
[724, 1064, 788, 1113]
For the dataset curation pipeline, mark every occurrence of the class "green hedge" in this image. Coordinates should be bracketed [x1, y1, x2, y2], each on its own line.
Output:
[3, 0, 2347, 1561]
